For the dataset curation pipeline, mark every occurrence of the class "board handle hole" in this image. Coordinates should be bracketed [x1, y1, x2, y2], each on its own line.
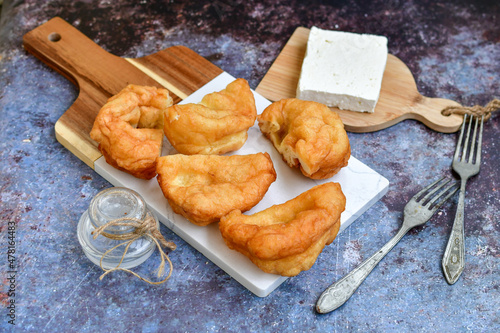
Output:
[48, 33, 61, 42]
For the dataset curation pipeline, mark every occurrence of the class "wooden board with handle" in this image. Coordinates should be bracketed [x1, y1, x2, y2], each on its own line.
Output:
[23, 17, 223, 169]
[255, 27, 463, 133]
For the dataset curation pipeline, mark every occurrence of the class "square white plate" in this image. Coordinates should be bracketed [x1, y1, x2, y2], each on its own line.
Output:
[94, 72, 389, 297]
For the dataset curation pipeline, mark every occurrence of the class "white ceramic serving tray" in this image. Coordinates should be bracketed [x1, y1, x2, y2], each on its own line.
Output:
[94, 72, 389, 297]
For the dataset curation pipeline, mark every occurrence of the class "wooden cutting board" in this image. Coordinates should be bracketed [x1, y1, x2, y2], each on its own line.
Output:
[255, 27, 463, 133]
[23, 17, 223, 169]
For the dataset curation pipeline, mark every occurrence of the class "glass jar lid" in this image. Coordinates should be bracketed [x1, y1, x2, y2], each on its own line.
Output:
[88, 187, 147, 234]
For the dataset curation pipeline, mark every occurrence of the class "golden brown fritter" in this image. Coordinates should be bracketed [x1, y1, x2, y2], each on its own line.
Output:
[258, 98, 350, 179]
[90, 85, 173, 179]
[156, 152, 276, 226]
[163, 79, 257, 155]
[219, 182, 346, 276]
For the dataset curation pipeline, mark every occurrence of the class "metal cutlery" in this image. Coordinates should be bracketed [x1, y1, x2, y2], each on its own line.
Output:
[316, 178, 459, 313]
[442, 114, 484, 284]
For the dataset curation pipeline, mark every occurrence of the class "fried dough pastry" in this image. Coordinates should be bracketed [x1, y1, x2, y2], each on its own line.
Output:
[257, 98, 351, 179]
[219, 182, 346, 276]
[156, 152, 276, 226]
[90, 85, 173, 179]
[163, 78, 257, 155]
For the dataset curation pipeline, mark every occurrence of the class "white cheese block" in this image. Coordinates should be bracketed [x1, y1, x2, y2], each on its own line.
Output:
[296, 26, 388, 113]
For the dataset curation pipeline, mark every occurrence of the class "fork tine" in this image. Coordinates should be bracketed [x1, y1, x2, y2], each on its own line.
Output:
[461, 114, 473, 162]
[426, 181, 459, 210]
[454, 114, 467, 161]
[474, 115, 484, 165]
[468, 115, 479, 163]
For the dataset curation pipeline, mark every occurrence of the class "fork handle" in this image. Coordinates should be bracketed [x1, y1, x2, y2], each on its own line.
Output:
[442, 179, 467, 284]
[316, 226, 410, 313]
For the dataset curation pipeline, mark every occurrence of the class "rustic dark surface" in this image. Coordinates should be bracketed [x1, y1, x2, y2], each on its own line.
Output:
[0, 0, 498, 332]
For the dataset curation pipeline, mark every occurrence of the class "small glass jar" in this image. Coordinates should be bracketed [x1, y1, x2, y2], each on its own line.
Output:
[77, 187, 158, 270]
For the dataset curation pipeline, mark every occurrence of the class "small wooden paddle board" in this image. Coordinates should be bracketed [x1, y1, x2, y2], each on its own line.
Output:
[255, 27, 463, 133]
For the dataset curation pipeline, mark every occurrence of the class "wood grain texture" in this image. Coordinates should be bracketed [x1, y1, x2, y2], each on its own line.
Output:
[255, 27, 463, 133]
[22, 17, 223, 168]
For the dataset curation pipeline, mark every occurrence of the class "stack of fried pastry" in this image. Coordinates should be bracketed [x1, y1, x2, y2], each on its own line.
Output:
[156, 153, 276, 226]
[90, 84, 173, 179]
[219, 183, 346, 276]
[90, 80, 351, 277]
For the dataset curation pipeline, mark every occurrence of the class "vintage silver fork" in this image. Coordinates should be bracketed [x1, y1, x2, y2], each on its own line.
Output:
[442, 114, 484, 285]
[316, 178, 459, 314]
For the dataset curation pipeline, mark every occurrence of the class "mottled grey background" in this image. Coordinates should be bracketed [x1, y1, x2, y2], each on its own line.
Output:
[0, 0, 498, 332]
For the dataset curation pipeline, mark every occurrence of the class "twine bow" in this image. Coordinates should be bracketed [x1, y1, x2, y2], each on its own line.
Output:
[91, 214, 176, 285]
[442, 98, 499, 121]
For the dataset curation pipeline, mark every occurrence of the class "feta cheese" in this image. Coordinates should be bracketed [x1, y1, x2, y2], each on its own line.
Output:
[296, 27, 388, 113]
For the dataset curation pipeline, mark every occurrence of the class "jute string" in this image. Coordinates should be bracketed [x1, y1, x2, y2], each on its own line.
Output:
[91, 215, 176, 285]
[442, 98, 499, 121]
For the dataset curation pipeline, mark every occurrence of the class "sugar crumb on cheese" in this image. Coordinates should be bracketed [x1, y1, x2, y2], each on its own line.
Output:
[296, 26, 388, 113]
